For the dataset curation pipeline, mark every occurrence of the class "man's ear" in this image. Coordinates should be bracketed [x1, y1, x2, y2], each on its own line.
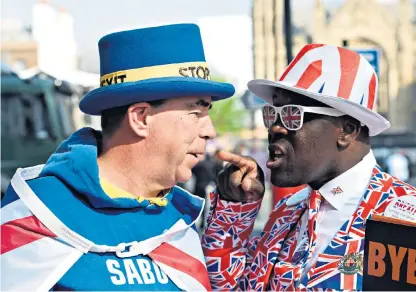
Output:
[127, 103, 151, 138]
[337, 118, 361, 149]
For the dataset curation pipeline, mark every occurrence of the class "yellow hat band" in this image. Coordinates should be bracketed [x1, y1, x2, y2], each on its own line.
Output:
[100, 61, 210, 88]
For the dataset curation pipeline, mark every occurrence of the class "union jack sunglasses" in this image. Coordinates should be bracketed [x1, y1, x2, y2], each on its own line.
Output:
[262, 104, 345, 131]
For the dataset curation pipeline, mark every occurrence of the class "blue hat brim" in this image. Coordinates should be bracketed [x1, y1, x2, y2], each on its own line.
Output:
[79, 77, 235, 115]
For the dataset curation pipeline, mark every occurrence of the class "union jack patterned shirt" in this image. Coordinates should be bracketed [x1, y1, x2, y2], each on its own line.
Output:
[202, 167, 416, 291]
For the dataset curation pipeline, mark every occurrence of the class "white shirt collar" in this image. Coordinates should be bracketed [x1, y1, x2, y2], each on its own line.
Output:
[317, 150, 377, 210]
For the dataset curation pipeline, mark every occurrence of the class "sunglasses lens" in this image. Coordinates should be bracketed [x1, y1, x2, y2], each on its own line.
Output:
[262, 105, 276, 128]
[281, 105, 303, 130]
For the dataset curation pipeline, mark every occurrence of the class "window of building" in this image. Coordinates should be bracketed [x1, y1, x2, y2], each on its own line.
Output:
[13, 59, 28, 71]
[1, 93, 53, 139]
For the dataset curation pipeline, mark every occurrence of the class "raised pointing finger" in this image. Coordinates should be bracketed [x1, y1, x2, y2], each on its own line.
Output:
[217, 150, 256, 171]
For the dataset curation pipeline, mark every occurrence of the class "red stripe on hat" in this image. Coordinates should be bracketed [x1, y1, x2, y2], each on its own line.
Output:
[367, 73, 377, 109]
[337, 47, 360, 99]
[279, 44, 324, 81]
[150, 243, 212, 290]
[1, 215, 56, 255]
[294, 60, 322, 89]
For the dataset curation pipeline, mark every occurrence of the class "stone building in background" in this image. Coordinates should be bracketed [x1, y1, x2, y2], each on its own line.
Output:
[252, 0, 416, 133]
[1, 0, 78, 72]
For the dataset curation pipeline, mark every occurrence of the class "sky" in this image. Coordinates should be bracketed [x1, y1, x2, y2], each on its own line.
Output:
[1, 0, 410, 90]
[0, 0, 339, 85]
[1, 1, 344, 63]
[2, 0, 402, 49]
[2, 0, 253, 54]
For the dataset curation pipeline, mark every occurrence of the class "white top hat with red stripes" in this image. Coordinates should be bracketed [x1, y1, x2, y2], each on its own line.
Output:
[248, 44, 390, 136]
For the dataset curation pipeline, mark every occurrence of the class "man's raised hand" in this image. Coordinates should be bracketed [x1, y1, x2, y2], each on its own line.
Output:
[216, 150, 265, 202]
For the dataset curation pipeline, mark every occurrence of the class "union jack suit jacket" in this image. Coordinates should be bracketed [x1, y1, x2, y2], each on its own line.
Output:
[202, 166, 416, 291]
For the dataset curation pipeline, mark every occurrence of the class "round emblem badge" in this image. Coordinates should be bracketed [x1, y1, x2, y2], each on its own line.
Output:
[338, 252, 363, 275]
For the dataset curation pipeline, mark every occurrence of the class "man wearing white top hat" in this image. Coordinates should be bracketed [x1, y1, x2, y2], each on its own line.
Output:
[202, 44, 416, 291]
[1, 23, 235, 291]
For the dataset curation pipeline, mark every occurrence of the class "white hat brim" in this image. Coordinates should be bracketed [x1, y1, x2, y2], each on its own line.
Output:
[248, 79, 391, 136]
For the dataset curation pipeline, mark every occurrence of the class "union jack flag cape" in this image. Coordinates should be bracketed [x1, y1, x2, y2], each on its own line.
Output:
[1, 165, 211, 291]
[202, 166, 416, 291]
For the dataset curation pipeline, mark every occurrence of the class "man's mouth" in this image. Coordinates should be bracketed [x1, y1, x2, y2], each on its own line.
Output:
[188, 153, 202, 160]
[268, 144, 285, 160]
[267, 144, 286, 168]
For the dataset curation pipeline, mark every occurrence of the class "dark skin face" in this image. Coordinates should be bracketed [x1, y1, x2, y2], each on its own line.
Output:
[268, 89, 371, 190]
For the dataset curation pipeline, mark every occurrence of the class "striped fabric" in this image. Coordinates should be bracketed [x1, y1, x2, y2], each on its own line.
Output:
[278, 44, 377, 110]
[1, 166, 211, 291]
[248, 44, 390, 136]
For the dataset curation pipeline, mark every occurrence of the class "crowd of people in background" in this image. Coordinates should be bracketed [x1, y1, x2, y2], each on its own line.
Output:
[378, 149, 414, 184]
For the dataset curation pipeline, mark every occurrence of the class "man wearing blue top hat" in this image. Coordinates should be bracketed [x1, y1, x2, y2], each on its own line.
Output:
[1, 23, 234, 291]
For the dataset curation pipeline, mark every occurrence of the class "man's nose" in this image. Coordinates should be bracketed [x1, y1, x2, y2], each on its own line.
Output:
[268, 117, 289, 137]
[200, 116, 217, 140]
